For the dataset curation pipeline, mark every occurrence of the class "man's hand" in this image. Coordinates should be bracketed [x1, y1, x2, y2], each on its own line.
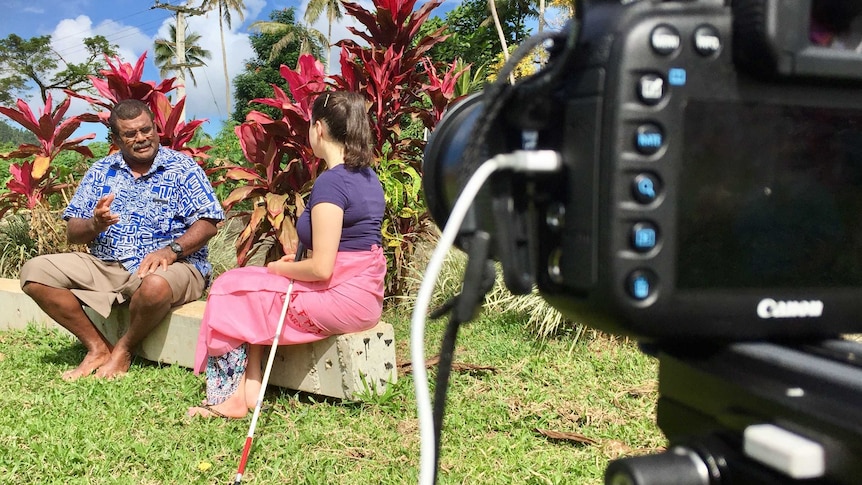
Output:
[92, 193, 120, 232]
[137, 246, 177, 277]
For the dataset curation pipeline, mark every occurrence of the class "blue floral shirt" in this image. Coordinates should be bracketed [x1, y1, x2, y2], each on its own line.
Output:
[64, 147, 225, 278]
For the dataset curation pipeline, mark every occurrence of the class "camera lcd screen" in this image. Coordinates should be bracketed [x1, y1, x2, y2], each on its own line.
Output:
[677, 100, 862, 289]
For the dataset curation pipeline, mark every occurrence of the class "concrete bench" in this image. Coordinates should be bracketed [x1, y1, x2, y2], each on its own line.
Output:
[0, 278, 397, 400]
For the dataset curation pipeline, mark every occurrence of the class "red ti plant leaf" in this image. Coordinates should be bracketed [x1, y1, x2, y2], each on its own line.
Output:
[66, 52, 178, 123]
[419, 57, 470, 126]
[279, 55, 328, 113]
[0, 93, 94, 215]
[334, 0, 447, 162]
[150, 92, 211, 164]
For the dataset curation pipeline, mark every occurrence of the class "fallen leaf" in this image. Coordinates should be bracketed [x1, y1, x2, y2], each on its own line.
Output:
[535, 428, 598, 445]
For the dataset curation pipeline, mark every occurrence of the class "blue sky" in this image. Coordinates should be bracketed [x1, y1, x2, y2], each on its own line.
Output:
[2, 0, 456, 138]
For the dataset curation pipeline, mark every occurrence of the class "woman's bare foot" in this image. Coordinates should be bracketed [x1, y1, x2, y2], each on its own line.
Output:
[94, 348, 133, 379]
[62, 348, 112, 381]
[187, 393, 248, 419]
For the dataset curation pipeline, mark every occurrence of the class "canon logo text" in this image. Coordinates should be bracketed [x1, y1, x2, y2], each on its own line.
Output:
[757, 298, 824, 319]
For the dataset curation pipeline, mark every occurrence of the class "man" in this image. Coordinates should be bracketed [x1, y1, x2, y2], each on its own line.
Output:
[20, 99, 224, 380]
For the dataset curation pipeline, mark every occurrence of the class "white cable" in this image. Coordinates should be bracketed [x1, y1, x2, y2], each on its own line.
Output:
[411, 150, 561, 485]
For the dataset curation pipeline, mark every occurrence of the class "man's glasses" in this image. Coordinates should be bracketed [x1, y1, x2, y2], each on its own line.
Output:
[117, 124, 155, 142]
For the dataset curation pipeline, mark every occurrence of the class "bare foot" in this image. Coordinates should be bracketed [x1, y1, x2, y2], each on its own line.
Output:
[62, 349, 112, 381]
[94, 349, 133, 379]
[187, 397, 248, 419]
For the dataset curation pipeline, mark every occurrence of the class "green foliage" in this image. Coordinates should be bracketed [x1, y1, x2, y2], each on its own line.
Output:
[0, 34, 51, 105]
[420, 0, 533, 73]
[204, 119, 248, 205]
[232, 8, 324, 123]
[249, 15, 326, 62]
[0, 213, 37, 278]
[0, 119, 37, 146]
[352, 372, 406, 414]
[304, 0, 344, 56]
[200, 0, 247, 29]
[0, 33, 118, 104]
[376, 156, 428, 296]
[453, 58, 488, 96]
[51, 144, 101, 178]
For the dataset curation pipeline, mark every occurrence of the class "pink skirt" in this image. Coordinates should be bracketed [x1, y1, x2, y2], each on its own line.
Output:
[193, 246, 386, 373]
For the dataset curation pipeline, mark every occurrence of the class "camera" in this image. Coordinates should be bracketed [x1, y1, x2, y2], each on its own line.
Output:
[424, 0, 862, 343]
[422, 0, 862, 483]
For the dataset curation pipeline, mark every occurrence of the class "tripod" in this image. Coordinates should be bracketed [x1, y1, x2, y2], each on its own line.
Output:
[605, 338, 862, 484]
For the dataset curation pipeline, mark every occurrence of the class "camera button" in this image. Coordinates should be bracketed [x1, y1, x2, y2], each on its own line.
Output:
[631, 222, 658, 252]
[626, 270, 656, 301]
[632, 173, 661, 204]
[693, 25, 722, 57]
[634, 124, 664, 154]
[650, 25, 681, 56]
[637, 74, 665, 105]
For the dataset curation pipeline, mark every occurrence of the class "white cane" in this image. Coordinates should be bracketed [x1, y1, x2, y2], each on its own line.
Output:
[233, 242, 306, 484]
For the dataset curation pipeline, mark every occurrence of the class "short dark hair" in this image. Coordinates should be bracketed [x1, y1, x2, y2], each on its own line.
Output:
[108, 99, 155, 136]
[311, 91, 374, 169]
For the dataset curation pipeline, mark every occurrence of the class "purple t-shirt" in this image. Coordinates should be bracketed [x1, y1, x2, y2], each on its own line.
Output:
[296, 164, 384, 251]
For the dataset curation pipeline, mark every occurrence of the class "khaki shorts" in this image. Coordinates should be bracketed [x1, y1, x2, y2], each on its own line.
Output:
[20, 252, 205, 318]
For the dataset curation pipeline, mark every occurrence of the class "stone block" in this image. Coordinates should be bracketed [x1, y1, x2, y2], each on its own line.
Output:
[0, 278, 397, 400]
[269, 323, 398, 400]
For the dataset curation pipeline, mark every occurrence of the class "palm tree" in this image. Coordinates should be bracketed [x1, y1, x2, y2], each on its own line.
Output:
[200, 0, 246, 115]
[249, 15, 326, 63]
[303, 0, 343, 71]
[154, 24, 211, 87]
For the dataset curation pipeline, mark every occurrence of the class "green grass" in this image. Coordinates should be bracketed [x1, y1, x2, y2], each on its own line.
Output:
[0, 312, 664, 484]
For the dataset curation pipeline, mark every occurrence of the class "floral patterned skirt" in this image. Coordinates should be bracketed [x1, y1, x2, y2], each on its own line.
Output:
[205, 343, 248, 404]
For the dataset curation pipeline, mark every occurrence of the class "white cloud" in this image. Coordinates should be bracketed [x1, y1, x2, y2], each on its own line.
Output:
[40, 8, 260, 135]
[52, 15, 152, 69]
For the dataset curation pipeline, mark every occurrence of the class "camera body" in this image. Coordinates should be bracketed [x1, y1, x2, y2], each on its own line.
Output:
[426, 0, 862, 342]
[422, 3, 862, 482]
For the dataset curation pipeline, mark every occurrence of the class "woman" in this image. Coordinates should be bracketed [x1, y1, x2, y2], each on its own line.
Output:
[187, 91, 386, 418]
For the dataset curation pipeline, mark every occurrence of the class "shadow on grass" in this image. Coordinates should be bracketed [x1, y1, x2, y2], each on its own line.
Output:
[39, 339, 86, 367]
[39, 339, 168, 375]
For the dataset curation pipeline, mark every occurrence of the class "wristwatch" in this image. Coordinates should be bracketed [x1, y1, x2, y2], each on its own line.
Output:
[169, 241, 183, 258]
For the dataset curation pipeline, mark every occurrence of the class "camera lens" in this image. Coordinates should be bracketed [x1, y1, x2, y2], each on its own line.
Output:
[423, 93, 485, 229]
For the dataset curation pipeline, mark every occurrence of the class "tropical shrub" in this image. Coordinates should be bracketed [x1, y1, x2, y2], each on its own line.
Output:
[0, 94, 95, 253]
[220, 55, 326, 265]
[0, 95, 94, 216]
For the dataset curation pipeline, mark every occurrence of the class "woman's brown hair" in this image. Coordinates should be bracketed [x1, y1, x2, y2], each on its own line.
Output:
[311, 91, 374, 169]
